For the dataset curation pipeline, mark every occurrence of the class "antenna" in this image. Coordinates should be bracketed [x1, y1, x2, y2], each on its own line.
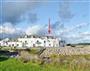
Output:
[48, 18, 51, 34]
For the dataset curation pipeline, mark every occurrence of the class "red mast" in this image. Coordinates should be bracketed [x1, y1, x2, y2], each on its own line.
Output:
[48, 18, 51, 34]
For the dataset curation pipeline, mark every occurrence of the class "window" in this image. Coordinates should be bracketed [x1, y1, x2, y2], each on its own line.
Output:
[33, 36, 35, 38]
[33, 44, 35, 47]
[44, 41, 46, 43]
[36, 40, 41, 44]
[25, 41, 27, 44]
[6, 42, 8, 45]
[12, 44, 14, 46]
[9, 44, 11, 47]
[49, 44, 51, 46]
[17, 44, 19, 46]
[27, 35, 31, 38]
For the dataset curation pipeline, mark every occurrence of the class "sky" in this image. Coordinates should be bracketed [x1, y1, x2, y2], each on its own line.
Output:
[0, 0, 90, 44]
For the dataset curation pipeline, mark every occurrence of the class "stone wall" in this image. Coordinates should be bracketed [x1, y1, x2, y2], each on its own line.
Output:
[40, 46, 90, 57]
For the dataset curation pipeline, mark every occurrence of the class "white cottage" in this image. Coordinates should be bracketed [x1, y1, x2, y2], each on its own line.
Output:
[17, 35, 60, 48]
[0, 35, 60, 48]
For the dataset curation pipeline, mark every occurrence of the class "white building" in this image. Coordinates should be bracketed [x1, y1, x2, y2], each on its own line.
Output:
[0, 19, 61, 48]
[0, 39, 22, 48]
[18, 35, 60, 48]
[0, 35, 60, 48]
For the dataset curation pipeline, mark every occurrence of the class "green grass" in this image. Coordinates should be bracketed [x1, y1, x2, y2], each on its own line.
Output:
[0, 58, 61, 71]
[0, 55, 90, 71]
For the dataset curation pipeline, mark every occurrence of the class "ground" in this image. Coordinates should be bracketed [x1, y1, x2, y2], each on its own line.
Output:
[0, 54, 90, 71]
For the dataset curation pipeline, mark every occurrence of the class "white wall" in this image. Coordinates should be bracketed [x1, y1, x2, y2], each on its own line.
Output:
[0, 36, 60, 48]
[18, 36, 60, 47]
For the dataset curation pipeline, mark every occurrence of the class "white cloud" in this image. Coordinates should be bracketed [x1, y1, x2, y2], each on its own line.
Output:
[63, 31, 90, 39]
[80, 32, 90, 36]
[79, 32, 90, 40]
[0, 22, 21, 34]
[63, 31, 90, 43]
[25, 24, 45, 35]
[62, 23, 89, 33]
[1, 0, 46, 23]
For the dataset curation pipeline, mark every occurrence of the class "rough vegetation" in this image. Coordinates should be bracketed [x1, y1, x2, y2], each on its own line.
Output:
[0, 55, 90, 71]
[0, 46, 90, 71]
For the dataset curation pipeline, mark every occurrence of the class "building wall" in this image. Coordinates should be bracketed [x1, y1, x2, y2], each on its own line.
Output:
[0, 41, 22, 48]
[0, 36, 60, 48]
[18, 36, 60, 47]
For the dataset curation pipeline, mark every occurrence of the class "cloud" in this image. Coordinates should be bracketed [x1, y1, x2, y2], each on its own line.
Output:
[61, 23, 89, 33]
[25, 24, 45, 35]
[19, 12, 38, 24]
[0, 22, 16, 34]
[0, 22, 26, 39]
[52, 21, 89, 36]
[0, 22, 22, 34]
[51, 21, 90, 43]
[59, 1, 74, 21]
[0, 0, 45, 24]
[52, 21, 64, 30]
[63, 31, 90, 43]
[80, 32, 90, 36]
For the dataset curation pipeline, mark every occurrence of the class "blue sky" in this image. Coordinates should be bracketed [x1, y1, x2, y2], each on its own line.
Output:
[0, 0, 90, 43]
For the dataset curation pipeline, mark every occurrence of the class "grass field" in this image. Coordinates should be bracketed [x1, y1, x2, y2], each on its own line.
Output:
[0, 55, 90, 71]
[0, 58, 64, 71]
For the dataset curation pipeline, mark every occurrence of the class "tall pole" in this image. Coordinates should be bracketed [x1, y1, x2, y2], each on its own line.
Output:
[48, 18, 51, 35]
